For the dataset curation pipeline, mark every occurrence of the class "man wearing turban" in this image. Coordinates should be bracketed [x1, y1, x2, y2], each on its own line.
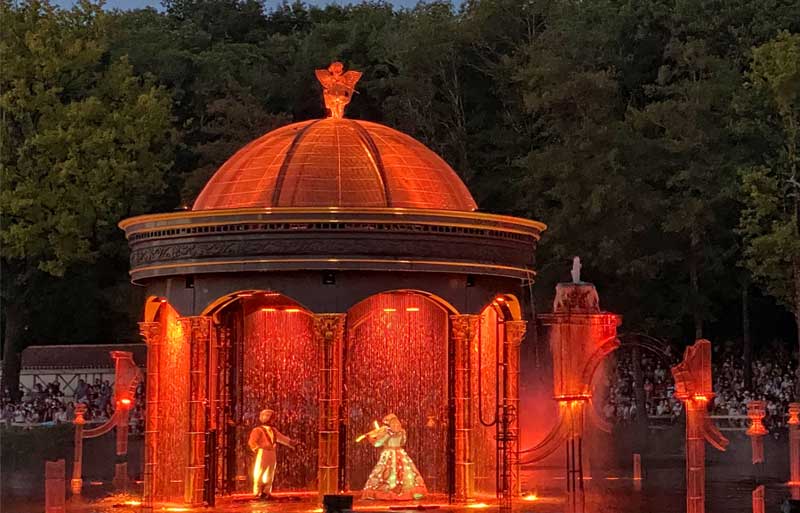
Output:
[248, 409, 297, 499]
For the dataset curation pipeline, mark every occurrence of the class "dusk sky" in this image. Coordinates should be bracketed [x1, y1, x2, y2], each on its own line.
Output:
[56, 0, 427, 11]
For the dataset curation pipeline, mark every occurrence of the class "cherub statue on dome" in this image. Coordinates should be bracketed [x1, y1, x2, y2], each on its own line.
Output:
[315, 61, 362, 119]
[361, 413, 427, 500]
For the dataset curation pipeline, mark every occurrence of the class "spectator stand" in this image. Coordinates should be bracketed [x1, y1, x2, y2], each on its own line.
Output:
[16, 344, 145, 399]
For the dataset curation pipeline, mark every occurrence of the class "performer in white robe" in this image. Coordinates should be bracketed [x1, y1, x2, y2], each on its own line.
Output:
[248, 409, 296, 499]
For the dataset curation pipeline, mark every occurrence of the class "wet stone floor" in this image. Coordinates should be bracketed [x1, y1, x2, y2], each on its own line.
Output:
[54, 467, 796, 513]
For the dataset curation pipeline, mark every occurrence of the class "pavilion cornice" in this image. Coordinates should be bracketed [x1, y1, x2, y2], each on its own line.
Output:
[120, 207, 545, 283]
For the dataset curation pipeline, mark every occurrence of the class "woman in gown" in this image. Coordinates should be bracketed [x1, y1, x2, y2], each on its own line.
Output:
[363, 413, 427, 500]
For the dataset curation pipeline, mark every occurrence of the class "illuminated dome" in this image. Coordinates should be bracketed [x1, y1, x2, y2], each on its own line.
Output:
[192, 117, 477, 211]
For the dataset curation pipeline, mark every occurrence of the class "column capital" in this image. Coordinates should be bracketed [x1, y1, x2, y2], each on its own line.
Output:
[505, 320, 527, 345]
[314, 313, 346, 342]
[179, 316, 212, 343]
[789, 403, 800, 425]
[138, 322, 162, 346]
[450, 314, 479, 341]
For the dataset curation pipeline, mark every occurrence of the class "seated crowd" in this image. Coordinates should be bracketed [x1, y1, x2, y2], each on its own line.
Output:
[600, 341, 799, 432]
[0, 379, 145, 432]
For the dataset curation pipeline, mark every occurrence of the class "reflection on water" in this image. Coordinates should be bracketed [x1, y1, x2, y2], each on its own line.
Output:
[3, 461, 795, 512]
[523, 467, 790, 513]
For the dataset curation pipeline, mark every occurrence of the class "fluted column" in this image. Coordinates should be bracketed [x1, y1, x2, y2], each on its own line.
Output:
[180, 316, 212, 506]
[138, 321, 162, 508]
[450, 314, 478, 501]
[315, 314, 346, 496]
[504, 320, 526, 498]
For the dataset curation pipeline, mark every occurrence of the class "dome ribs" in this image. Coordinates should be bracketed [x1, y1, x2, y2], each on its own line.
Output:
[271, 119, 325, 207]
[350, 120, 392, 207]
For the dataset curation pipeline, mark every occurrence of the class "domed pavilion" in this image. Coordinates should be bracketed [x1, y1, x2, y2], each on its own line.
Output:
[120, 63, 545, 508]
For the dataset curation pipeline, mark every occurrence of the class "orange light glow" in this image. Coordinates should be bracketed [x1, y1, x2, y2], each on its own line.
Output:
[120, 398, 132, 406]
[285, 308, 300, 313]
[261, 308, 277, 312]
[164, 508, 191, 512]
[467, 503, 490, 509]
[123, 500, 142, 506]
[191, 118, 478, 212]
[789, 404, 799, 425]
[383, 308, 397, 312]
[406, 307, 420, 312]
[523, 493, 539, 501]
[495, 297, 505, 303]
[159, 298, 167, 303]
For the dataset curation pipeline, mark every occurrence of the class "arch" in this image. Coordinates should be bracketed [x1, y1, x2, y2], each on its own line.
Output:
[200, 289, 314, 320]
[476, 293, 523, 322]
[586, 333, 676, 433]
[143, 295, 187, 322]
[211, 289, 319, 492]
[343, 290, 451, 492]
[345, 288, 459, 318]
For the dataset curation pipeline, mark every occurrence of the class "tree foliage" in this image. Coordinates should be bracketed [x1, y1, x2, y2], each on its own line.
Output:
[0, 0, 173, 393]
[2, 0, 800, 389]
[738, 31, 800, 353]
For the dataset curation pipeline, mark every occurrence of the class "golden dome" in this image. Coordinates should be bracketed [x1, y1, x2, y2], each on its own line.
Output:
[192, 117, 477, 211]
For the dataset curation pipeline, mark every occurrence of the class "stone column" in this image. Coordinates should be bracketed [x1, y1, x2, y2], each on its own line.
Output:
[789, 403, 800, 500]
[450, 315, 478, 501]
[315, 314, 346, 496]
[181, 316, 212, 506]
[504, 320, 526, 498]
[71, 404, 87, 495]
[138, 321, 162, 508]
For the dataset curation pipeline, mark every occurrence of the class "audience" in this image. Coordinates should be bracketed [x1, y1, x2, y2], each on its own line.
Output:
[0, 379, 145, 432]
[2, 341, 797, 435]
[598, 341, 798, 431]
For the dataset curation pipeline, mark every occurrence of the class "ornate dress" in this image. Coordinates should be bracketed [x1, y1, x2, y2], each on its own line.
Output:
[363, 415, 427, 500]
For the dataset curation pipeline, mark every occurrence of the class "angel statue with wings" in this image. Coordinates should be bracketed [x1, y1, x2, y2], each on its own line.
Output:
[315, 61, 362, 119]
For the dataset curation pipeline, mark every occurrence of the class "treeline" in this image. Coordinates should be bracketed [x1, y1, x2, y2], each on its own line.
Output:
[1, 0, 799, 390]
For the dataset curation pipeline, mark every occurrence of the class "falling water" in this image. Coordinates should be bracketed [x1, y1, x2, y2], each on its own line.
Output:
[473, 305, 502, 494]
[154, 304, 190, 503]
[238, 299, 318, 491]
[344, 292, 449, 493]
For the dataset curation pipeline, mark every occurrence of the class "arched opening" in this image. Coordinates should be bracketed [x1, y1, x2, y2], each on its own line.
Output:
[210, 291, 318, 494]
[590, 334, 678, 431]
[149, 299, 191, 503]
[472, 295, 518, 495]
[343, 291, 451, 494]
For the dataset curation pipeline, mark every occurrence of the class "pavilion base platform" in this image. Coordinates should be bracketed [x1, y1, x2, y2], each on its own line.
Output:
[64, 491, 564, 513]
